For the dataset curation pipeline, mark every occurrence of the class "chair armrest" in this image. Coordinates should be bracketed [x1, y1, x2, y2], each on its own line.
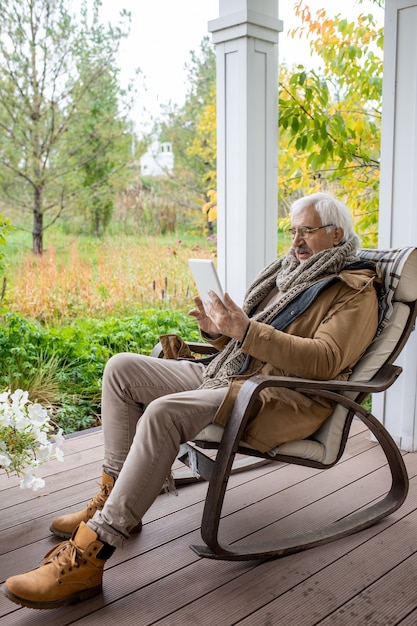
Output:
[242, 362, 403, 397]
[212, 361, 403, 464]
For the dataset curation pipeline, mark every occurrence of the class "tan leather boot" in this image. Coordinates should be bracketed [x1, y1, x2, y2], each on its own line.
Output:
[50, 471, 142, 538]
[1, 522, 113, 609]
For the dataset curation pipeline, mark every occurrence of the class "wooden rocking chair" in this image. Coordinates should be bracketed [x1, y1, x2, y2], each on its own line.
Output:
[153, 247, 417, 561]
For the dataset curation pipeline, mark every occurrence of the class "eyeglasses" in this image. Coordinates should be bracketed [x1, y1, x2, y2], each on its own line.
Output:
[286, 224, 335, 239]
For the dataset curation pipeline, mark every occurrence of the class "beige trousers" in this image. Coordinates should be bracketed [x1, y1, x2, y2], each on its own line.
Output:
[88, 352, 227, 548]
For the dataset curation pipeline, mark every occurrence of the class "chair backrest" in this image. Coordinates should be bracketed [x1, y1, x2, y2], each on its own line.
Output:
[272, 247, 417, 465]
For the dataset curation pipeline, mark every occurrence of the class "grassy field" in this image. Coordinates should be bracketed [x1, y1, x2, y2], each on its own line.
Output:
[3, 228, 218, 323]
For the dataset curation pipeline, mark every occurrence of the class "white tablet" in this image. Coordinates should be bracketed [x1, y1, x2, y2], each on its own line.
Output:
[188, 258, 225, 308]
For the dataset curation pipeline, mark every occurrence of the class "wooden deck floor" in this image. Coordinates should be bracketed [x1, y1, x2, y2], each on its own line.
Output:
[1, 420, 417, 625]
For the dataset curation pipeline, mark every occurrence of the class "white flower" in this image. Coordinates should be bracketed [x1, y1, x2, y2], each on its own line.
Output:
[0, 389, 65, 490]
[0, 404, 13, 428]
[36, 444, 53, 464]
[34, 428, 49, 445]
[0, 451, 11, 468]
[54, 447, 65, 463]
[11, 389, 29, 407]
[0, 391, 10, 403]
[52, 428, 65, 447]
[20, 472, 46, 491]
[28, 403, 48, 424]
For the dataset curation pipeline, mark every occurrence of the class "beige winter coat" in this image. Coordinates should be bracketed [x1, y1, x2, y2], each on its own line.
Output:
[210, 267, 379, 452]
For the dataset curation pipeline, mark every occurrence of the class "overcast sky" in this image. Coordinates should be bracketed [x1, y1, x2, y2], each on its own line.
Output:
[97, 0, 384, 135]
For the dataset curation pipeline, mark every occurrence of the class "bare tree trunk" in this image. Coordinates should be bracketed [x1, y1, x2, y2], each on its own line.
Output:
[32, 188, 43, 255]
[95, 210, 101, 237]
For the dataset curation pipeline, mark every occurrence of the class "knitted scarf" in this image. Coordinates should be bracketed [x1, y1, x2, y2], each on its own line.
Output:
[201, 237, 359, 389]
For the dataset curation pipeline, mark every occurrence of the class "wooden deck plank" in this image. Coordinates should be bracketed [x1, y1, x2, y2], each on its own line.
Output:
[135, 456, 417, 626]
[316, 553, 417, 625]
[0, 423, 416, 626]
[233, 494, 417, 625]
[146, 486, 417, 626]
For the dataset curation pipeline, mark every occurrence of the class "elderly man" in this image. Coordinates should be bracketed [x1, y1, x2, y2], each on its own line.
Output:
[1, 192, 379, 609]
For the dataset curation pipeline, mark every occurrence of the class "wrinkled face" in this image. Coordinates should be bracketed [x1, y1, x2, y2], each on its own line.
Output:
[290, 206, 344, 263]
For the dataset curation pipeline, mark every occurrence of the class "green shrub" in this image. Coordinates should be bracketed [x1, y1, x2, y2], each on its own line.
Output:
[0, 311, 200, 433]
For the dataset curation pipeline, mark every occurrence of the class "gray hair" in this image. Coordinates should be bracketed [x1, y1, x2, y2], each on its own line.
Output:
[289, 192, 361, 246]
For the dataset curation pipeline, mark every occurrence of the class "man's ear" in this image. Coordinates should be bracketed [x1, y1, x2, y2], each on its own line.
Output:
[333, 227, 344, 246]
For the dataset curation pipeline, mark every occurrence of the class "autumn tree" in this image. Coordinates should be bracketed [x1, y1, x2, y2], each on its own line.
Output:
[186, 81, 217, 234]
[0, 0, 135, 253]
[278, 1, 384, 244]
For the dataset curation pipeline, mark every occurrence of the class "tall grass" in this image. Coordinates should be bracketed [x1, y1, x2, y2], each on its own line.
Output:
[3, 232, 217, 323]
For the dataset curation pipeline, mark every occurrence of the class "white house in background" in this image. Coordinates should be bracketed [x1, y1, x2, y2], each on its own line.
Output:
[140, 141, 174, 177]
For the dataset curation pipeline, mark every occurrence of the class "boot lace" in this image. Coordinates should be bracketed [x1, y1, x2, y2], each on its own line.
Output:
[42, 539, 87, 577]
[86, 479, 113, 515]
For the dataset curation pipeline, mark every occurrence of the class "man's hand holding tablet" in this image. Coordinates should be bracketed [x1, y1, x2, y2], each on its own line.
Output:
[188, 259, 225, 309]
[188, 259, 250, 342]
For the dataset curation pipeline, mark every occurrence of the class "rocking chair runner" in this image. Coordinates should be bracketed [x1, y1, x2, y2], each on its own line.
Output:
[153, 247, 417, 561]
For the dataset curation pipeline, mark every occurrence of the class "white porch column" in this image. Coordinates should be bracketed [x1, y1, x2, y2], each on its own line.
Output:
[208, 1, 282, 305]
[377, 0, 417, 450]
